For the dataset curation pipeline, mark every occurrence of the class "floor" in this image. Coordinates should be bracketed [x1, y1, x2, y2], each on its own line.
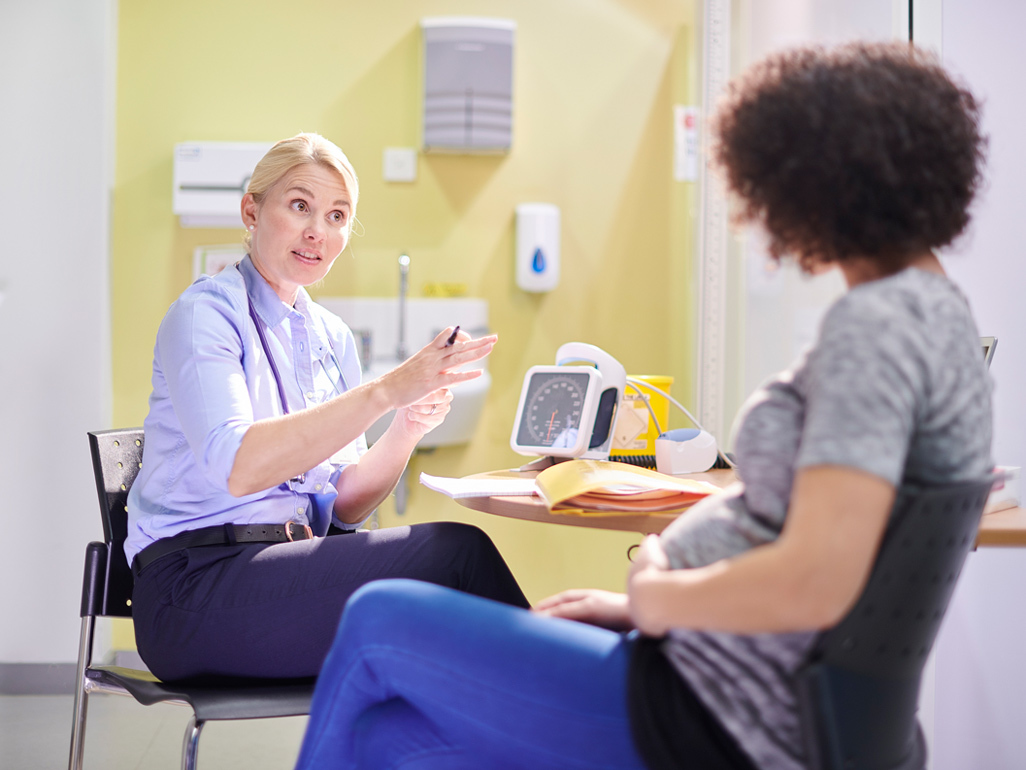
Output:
[1, 694, 307, 769]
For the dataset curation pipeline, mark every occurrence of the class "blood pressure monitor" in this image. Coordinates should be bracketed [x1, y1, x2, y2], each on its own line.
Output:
[510, 342, 626, 460]
[511, 367, 601, 456]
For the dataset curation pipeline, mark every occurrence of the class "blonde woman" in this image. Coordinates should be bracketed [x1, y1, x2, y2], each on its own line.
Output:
[127, 133, 527, 682]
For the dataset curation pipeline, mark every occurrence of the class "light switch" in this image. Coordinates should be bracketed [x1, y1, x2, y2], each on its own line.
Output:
[383, 147, 417, 183]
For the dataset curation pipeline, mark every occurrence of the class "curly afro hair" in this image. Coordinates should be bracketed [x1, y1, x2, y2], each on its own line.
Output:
[712, 41, 986, 271]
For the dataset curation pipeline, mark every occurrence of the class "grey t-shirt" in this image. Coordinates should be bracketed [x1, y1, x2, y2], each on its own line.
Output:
[659, 268, 992, 769]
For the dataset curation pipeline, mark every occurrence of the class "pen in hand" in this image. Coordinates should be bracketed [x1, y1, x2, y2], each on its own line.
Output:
[445, 326, 460, 346]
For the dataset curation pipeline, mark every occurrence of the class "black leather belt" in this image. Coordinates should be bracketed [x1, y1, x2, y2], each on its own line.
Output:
[132, 521, 314, 576]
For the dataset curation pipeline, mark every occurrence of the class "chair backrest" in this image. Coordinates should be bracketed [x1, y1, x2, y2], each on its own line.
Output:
[86, 429, 145, 619]
[796, 478, 993, 770]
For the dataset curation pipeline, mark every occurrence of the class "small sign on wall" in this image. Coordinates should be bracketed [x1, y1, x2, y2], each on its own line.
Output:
[674, 105, 700, 182]
[194, 245, 245, 280]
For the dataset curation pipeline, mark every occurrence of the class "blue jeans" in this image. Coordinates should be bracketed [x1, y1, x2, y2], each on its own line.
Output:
[296, 579, 649, 770]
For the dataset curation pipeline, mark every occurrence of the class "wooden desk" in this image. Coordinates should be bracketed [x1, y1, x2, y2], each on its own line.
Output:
[977, 506, 1026, 547]
[454, 469, 1026, 547]
[455, 469, 735, 536]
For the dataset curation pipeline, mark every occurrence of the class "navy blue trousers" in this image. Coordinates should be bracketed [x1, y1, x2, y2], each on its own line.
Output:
[131, 522, 528, 681]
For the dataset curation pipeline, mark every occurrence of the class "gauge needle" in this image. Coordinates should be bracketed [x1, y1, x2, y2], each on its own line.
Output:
[546, 410, 558, 442]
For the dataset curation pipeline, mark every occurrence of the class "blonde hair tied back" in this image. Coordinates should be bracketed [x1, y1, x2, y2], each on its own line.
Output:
[243, 132, 359, 250]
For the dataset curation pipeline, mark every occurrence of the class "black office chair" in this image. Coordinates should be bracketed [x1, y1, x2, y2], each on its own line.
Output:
[69, 429, 316, 770]
[796, 478, 993, 770]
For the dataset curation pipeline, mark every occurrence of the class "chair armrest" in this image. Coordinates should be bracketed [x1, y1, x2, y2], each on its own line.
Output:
[80, 542, 108, 618]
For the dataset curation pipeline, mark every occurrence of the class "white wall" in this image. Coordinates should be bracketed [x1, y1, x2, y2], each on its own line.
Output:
[728, 3, 1026, 766]
[931, 2, 1026, 767]
[739, 2, 1026, 765]
[731, 0, 894, 424]
[0, 0, 114, 667]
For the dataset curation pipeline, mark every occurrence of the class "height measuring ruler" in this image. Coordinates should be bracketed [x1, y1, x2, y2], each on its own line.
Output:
[696, 0, 732, 439]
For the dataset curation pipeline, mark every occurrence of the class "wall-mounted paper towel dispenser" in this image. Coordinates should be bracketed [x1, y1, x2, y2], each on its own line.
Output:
[173, 141, 272, 228]
[421, 17, 515, 153]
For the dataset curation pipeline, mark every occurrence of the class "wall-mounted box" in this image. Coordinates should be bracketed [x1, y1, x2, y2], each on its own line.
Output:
[516, 203, 560, 292]
[173, 142, 272, 228]
[193, 244, 245, 280]
[421, 17, 515, 153]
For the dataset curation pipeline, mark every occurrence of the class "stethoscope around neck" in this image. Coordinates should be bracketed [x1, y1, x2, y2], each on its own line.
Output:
[245, 289, 350, 487]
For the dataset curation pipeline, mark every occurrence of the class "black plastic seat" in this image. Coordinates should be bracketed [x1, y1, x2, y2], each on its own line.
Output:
[68, 428, 315, 770]
[796, 478, 993, 770]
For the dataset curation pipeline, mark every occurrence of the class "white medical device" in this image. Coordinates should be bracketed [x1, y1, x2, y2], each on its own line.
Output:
[655, 428, 719, 475]
[510, 343, 625, 460]
[173, 141, 272, 228]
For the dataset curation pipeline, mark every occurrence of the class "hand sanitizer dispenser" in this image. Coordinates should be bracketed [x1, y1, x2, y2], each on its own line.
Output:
[516, 203, 560, 292]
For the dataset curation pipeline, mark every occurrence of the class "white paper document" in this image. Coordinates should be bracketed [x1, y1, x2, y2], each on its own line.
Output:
[419, 473, 538, 499]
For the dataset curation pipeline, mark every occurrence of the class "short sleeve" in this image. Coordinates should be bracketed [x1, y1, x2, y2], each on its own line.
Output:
[796, 295, 926, 486]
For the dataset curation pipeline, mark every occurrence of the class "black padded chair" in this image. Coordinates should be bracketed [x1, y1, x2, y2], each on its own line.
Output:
[796, 478, 993, 770]
[69, 428, 316, 770]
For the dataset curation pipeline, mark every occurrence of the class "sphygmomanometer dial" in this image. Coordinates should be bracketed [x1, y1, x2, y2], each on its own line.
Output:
[523, 374, 589, 448]
[511, 367, 603, 457]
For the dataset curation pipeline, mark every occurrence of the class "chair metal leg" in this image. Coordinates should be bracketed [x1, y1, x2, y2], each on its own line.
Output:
[181, 715, 205, 770]
[68, 616, 95, 770]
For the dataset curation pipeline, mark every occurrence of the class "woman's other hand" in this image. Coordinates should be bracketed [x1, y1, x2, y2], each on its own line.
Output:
[628, 535, 670, 580]
[377, 327, 497, 411]
[396, 388, 453, 438]
[533, 589, 632, 631]
[628, 535, 672, 637]
[328, 329, 493, 523]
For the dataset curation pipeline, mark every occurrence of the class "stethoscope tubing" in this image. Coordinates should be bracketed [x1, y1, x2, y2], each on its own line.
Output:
[246, 292, 350, 488]
[246, 295, 350, 415]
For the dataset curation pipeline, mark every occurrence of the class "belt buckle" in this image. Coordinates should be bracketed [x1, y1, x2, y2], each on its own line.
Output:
[285, 521, 313, 542]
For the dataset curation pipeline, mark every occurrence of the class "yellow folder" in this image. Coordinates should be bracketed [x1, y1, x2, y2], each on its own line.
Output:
[535, 459, 721, 515]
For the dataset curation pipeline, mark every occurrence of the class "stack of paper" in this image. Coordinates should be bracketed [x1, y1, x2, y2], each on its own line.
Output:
[984, 466, 1021, 514]
[535, 459, 720, 515]
[420, 461, 721, 516]
[419, 473, 538, 499]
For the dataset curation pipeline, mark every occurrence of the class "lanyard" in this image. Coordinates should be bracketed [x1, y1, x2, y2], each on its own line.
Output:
[247, 298, 293, 415]
[246, 296, 350, 410]
[246, 294, 350, 486]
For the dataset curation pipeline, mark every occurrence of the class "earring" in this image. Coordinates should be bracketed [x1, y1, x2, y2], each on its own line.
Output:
[248, 225, 255, 231]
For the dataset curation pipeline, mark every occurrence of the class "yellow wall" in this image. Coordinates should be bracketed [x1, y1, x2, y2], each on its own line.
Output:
[111, 0, 699, 632]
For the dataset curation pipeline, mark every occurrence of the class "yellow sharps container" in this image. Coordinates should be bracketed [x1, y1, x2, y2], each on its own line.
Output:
[610, 375, 674, 467]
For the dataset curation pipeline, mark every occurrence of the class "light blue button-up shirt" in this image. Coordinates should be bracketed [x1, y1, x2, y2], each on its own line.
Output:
[125, 256, 367, 563]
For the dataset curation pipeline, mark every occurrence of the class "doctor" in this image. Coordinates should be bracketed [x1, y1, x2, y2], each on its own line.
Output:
[126, 133, 528, 682]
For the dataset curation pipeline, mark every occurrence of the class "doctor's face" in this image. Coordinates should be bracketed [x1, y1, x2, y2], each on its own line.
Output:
[243, 163, 352, 305]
